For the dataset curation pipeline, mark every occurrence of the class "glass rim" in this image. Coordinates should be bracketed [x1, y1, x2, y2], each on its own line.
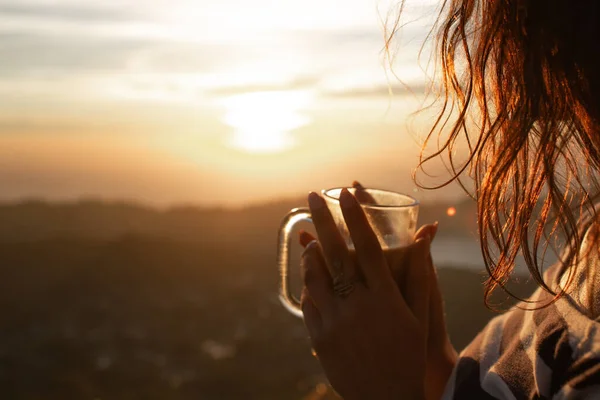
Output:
[321, 187, 420, 210]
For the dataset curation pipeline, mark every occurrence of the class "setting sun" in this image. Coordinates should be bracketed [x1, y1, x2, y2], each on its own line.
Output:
[0, 0, 440, 206]
[221, 90, 314, 153]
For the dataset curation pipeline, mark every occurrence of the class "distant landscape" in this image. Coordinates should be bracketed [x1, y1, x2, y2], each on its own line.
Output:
[0, 198, 536, 399]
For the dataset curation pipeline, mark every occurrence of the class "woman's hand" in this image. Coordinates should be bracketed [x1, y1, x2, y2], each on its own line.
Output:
[300, 189, 430, 400]
[299, 182, 457, 400]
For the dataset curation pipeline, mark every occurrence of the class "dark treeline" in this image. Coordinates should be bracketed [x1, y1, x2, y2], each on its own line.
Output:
[0, 200, 531, 399]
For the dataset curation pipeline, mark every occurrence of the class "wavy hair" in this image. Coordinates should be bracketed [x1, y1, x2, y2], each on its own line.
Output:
[388, 0, 600, 306]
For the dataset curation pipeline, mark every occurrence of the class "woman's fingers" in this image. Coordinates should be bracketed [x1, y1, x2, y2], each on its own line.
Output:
[301, 240, 335, 317]
[427, 249, 452, 352]
[307, 192, 357, 282]
[303, 182, 376, 249]
[339, 188, 391, 291]
[415, 222, 439, 242]
[299, 230, 316, 248]
[352, 181, 376, 205]
[428, 259, 445, 343]
[404, 236, 432, 328]
[352, 181, 396, 239]
[300, 288, 323, 339]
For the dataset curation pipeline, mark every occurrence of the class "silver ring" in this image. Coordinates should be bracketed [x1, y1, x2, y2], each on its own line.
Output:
[333, 272, 355, 298]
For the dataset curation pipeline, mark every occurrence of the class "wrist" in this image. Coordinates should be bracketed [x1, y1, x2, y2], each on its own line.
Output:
[344, 385, 425, 400]
[426, 343, 457, 400]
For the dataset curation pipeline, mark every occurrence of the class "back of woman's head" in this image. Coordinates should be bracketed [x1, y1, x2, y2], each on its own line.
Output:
[398, 0, 600, 305]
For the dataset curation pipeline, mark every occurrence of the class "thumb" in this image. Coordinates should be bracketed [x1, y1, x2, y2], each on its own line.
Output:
[427, 251, 451, 350]
[415, 221, 438, 242]
[404, 235, 432, 329]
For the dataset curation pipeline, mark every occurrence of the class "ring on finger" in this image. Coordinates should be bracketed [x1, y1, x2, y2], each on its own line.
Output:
[332, 271, 356, 298]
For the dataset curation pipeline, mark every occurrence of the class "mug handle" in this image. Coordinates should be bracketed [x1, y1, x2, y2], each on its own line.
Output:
[277, 207, 312, 318]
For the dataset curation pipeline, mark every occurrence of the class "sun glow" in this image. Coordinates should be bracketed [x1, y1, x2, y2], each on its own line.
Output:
[221, 90, 313, 153]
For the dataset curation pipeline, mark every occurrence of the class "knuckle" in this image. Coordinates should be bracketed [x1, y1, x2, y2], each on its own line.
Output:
[302, 260, 319, 286]
[301, 240, 319, 258]
[301, 248, 316, 269]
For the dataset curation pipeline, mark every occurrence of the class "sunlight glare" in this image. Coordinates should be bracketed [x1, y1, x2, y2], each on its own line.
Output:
[222, 90, 313, 153]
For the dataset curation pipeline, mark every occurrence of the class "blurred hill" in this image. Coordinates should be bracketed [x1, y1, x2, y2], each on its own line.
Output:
[0, 197, 478, 243]
[0, 199, 535, 399]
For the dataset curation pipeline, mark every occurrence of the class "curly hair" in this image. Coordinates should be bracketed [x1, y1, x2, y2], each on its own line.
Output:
[389, 0, 600, 306]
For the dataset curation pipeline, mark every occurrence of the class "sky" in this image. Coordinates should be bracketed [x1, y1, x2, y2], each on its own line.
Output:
[0, 0, 466, 207]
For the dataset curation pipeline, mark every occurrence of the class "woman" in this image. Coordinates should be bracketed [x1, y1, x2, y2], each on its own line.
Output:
[298, 0, 600, 399]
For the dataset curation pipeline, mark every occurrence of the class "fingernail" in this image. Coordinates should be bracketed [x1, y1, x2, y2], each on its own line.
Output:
[298, 230, 311, 247]
[305, 240, 318, 251]
[352, 180, 364, 189]
[308, 192, 324, 210]
[339, 188, 354, 209]
[432, 221, 439, 239]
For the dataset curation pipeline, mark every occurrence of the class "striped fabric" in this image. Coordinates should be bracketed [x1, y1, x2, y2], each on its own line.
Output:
[442, 223, 600, 399]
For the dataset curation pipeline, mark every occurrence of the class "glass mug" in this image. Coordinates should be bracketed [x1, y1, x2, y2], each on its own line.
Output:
[277, 187, 419, 317]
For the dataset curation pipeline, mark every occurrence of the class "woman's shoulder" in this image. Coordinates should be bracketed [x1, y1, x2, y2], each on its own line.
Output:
[442, 208, 600, 399]
[443, 287, 600, 399]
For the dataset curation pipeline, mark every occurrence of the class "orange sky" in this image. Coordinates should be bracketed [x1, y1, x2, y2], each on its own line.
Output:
[0, 0, 468, 207]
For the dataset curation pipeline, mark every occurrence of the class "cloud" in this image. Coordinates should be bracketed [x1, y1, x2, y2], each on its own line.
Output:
[0, 0, 434, 104]
[0, 33, 254, 78]
[0, 2, 141, 23]
[205, 76, 321, 96]
[0, 2, 155, 77]
[323, 82, 428, 98]
[205, 79, 429, 100]
[0, 33, 148, 76]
